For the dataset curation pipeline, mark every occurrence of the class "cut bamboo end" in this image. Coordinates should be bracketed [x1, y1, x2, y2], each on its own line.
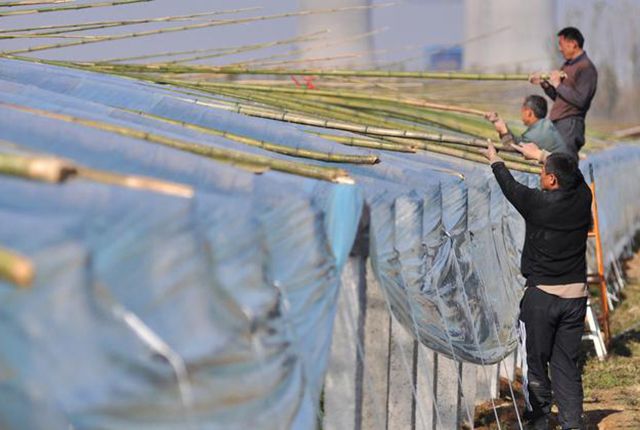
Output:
[0, 247, 34, 288]
[0, 153, 76, 183]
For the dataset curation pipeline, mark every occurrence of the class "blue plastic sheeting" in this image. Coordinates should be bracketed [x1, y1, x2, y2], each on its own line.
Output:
[0, 59, 363, 429]
[1, 58, 639, 428]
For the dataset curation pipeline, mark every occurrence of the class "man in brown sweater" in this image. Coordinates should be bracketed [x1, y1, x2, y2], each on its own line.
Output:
[530, 27, 598, 155]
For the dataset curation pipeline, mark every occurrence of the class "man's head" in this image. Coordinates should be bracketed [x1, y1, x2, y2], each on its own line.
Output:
[557, 27, 584, 60]
[521, 95, 547, 126]
[540, 152, 583, 191]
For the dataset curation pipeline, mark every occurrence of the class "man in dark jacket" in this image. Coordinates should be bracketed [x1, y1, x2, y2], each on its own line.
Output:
[482, 141, 591, 430]
[530, 27, 598, 155]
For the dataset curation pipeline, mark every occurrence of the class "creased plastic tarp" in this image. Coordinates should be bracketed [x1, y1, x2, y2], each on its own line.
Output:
[0, 59, 363, 430]
[1, 58, 639, 428]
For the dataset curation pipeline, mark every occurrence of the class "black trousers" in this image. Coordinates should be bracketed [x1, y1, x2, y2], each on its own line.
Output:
[553, 116, 585, 156]
[518, 286, 587, 429]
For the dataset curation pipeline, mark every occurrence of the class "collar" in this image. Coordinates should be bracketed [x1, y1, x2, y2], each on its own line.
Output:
[565, 51, 586, 66]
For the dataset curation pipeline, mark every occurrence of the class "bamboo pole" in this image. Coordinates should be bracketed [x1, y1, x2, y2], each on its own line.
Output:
[77, 167, 194, 198]
[167, 30, 327, 65]
[0, 8, 260, 35]
[122, 109, 380, 164]
[308, 132, 417, 153]
[0, 0, 72, 6]
[225, 27, 387, 68]
[78, 63, 556, 81]
[0, 247, 34, 288]
[383, 136, 537, 168]
[0, 34, 106, 40]
[0, 0, 151, 17]
[2, 4, 390, 55]
[0, 103, 354, 183]
[0, 152, 76, 182]
[27, 8, 261, 37]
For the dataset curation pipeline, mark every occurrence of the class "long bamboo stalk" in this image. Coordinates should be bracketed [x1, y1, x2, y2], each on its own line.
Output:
[80, 63, 555, 81]
[225, 27, 387, 68]
[0, 8, 260, 35]
[32, 8, 261, 37]
[384, 136, 536, 167]
[0, 0, 71, 6]
[308, 132, 417, 153]
[122, 109, 380, 164]
[0, 103, 354, 183]
[167, 30, 327, 65]
[0, 247, 34, 288]
[2, 4, 390, 55]
[77, 167, 194, 198]
[0, 0, 151, 17]
[0, 34, 105, 40]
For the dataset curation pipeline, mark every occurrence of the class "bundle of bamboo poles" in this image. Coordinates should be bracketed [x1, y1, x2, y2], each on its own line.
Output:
[0, 1, 551, 176]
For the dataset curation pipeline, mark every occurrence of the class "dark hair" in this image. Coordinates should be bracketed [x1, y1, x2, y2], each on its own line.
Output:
[557, 27, 584, 49]
[544, 152, 583, 189]
[523, 95, 548, 119]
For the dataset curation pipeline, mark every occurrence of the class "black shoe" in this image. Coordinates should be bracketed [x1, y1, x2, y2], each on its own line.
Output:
[523, 414, 550, 430]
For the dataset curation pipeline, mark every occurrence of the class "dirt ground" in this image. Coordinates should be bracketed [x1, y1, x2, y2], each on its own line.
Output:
[474, 249, 640, 429]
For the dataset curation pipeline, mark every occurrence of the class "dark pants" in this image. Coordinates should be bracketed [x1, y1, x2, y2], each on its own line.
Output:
[553, 116, 585, 156]
[518, 286, 587, 429]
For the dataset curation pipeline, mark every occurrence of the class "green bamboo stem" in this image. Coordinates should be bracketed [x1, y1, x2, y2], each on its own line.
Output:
[0, 102, 353, 184]
[0, 247, 34, 288]
[2, 4, 389, 55]
[34, 8, 261, 37]
[308, 132, 417, 153]
[0, 8, 259, 35]
[0, 152, 76, 182]
[384, 136, 534, 166]
[0, 33, 105, 40]
[122, 109, 380, 164]
[77, 167, 194, 198]
[225, 27, 387, 67]
[168, 30, 326, 65]
[0, 0, 151, 17]
[233, 53, 363, 69]
[380, 136, 541, 173]
[0, 0, 71, 6]
[79, 62, 555, 81]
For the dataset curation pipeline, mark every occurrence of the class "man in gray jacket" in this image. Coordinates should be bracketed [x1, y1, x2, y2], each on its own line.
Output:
[486, 95, 572, 158]
[530, 27, 598, 155]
